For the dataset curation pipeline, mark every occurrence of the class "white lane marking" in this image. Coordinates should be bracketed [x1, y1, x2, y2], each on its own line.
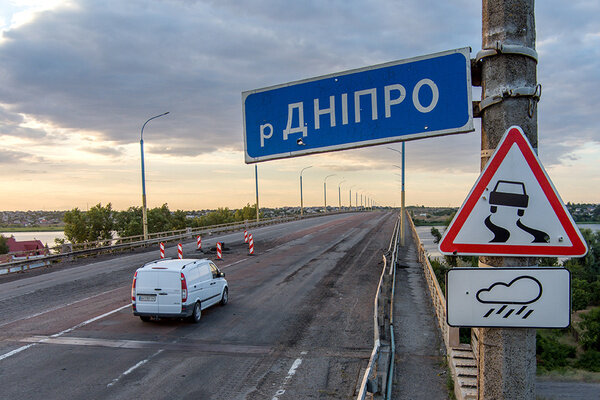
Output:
[0, 344, 35, 362]
[222, 258, 248, 269]
[0, 304, 130, 362]
[0, 287, 126, 328]
[50, 304, 130, 338]
[272, 352, 307, 400]
[107, 349, 164, 387]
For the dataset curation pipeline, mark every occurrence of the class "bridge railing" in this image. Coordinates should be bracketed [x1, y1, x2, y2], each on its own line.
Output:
[357, 212, 400, 400]
[0, 211, 358, 275]
[406, 215, 460, 350]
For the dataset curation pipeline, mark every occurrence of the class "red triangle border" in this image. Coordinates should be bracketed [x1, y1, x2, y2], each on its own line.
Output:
[439, 127, 587, 257]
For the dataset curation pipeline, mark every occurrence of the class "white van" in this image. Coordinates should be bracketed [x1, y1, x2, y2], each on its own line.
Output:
[131, 258, 228, 323]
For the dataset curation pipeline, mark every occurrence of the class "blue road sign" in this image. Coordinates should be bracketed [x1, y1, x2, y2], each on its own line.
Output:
[242, 47, 473, 163]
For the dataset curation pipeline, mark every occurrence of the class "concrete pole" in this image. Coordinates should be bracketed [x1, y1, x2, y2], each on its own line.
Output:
[478, 1, 537, 399]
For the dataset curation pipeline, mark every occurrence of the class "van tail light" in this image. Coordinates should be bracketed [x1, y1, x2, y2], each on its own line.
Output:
[181, 272, 188, 302]
[131, 271, 138, 301]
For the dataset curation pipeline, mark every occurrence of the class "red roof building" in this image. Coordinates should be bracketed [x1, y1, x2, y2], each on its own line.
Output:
[6, 237, 47, 256]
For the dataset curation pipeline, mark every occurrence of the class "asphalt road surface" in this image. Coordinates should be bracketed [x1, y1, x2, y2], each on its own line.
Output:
[0, 211, 395, 400]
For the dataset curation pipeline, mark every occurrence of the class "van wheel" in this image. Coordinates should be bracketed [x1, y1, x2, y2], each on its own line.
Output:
[140, 316, 151, 322]
[189, 302, 201, 323]
[220, 288, 229, 306]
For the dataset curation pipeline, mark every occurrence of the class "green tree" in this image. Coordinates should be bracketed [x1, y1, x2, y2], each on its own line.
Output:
[147, 204, 173, 233]
[579, 308, 600, 352]
[86, 203, 114, 243]
[171, 210, 188, 230]
[234, 203, 262, 221]
[63, 203, 114, 244]
[430, 227, 442, 244]
[63, 208, 89, 243]
[536, 332, 576, 371]
[0, 235, 8, 254]
[114, 207, 143, 238]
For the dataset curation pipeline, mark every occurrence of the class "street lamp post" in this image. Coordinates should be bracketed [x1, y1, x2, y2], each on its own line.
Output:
[300, 166, 312, 217]
[338, 180, 346, 210]
[349, 185, 356, 209]
[323, 174, 336, 213]
[140, 111, 169, 241]
[255, 165, 259, 222]
[389, 144, 405, 245]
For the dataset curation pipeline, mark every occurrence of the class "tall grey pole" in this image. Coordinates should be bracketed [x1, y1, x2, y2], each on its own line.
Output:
[140, 111, 169, 241]
[338, 180, 346, 210]
[255, 164, 259, 222]
[300, 166, 312, 218]
[478, 1, 538, 398]
[323, 174, 336, 213]
[300, 175, 303, 217]
[389, 145, 406, 245]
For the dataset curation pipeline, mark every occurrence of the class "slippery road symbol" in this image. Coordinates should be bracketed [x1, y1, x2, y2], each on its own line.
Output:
[476, 276, 542, 319]
[485, 180, 550, 243]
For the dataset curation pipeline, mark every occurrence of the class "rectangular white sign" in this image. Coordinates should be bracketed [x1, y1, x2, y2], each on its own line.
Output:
[446, 267, 571, 328]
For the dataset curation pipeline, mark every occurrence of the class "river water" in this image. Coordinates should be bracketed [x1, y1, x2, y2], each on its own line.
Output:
[1, 231, 66, 247]
[414, 224, 599, 260]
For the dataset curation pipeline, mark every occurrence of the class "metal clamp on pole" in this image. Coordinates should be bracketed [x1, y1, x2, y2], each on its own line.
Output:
[471, 41, 538, 87]
[475, 83, 542, 117]
[475, 41, 539, 64]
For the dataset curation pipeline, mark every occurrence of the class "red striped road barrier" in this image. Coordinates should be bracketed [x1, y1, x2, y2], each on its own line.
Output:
[197, 235, 202, 250]
[160, 242, 165, 259]
[177, 243, 183, 259]
[244, 230, 248, 243]
[248, 234, 254, 255]
[216, 242, 222, 260]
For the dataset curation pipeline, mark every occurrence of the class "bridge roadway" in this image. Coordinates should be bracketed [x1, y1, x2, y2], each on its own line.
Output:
[0, 212, 395, 400]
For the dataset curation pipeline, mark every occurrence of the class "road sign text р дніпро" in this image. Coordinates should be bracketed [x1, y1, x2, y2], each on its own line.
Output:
[242, 48, 473, 163]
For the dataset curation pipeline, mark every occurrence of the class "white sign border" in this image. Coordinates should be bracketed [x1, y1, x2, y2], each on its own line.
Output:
[446, 267, 572, 329]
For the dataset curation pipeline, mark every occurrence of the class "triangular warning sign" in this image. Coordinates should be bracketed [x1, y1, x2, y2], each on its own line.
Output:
[439, 126, 588, 257]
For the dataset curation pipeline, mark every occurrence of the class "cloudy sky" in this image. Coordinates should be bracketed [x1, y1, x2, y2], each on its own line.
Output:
[0, 0, 598, 211]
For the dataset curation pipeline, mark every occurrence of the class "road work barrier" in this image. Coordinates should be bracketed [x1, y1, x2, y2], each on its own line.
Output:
[248, 234, 254, 255]
[159, 242, 165, 259]
[244, 230, 248, 243]
[0, 210, 363, 275]
[216, 242, 222, 260]
[177, 243, 183, 259]
[407, 215, 476, 400]
[196, 235, 202, 250]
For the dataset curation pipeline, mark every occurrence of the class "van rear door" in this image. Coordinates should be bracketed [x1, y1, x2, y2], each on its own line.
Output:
[157, 270, 182, 314]
[135, 269, 159, 314]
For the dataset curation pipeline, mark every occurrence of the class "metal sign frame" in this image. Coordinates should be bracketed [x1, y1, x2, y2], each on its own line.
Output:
[242, 48, 473, 163]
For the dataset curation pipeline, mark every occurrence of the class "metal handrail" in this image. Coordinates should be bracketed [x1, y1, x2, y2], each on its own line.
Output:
[357, 212, 400, 399]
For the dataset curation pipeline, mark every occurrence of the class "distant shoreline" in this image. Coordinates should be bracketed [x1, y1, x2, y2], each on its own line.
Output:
[0, 226, 65, 232]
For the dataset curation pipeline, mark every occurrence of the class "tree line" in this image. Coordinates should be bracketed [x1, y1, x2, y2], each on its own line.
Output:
[60, 203, 261, 245]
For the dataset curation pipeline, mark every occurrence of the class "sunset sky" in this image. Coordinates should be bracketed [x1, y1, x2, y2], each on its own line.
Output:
[0, 0, 598, 211]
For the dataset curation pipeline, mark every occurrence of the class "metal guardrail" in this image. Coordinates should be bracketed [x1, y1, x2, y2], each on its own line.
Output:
[357, 212, 401, 399]
[1, 211, 360, 275]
